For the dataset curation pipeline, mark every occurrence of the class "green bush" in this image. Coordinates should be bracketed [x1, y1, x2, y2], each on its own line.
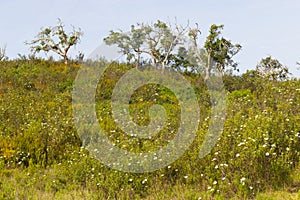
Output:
[0, 59, 299, 199]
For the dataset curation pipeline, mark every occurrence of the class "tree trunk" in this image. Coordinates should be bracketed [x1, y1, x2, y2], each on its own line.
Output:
[136, 53, 140, 69]
[205, 53, 211, 81]
[63, 53, 68, 65]
[161, 62, 165, 71]
[151, 54, 157, 69]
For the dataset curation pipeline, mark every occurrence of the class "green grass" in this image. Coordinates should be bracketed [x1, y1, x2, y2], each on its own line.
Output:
[0, 60, 299, 199]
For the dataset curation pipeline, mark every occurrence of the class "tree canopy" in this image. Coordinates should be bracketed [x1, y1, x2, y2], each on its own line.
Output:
[26, 19, 83, 64]
[104, 22, 242, 79]
[256, 56, 290, 81]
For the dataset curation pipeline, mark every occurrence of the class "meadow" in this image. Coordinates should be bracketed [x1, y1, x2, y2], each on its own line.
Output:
[0, 58, 299, 199]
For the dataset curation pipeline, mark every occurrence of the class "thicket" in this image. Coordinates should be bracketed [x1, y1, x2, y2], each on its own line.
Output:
[0, 59, 299, 199]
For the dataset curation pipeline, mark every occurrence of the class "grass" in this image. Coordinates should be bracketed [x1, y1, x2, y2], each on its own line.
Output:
[0, 61, 299, 199]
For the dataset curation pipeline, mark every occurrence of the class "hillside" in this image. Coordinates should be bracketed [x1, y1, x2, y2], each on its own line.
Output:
[0, 59, 299, 199]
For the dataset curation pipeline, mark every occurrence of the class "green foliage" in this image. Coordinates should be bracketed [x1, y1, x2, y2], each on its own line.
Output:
[104, 20, 188, 69]
[26, 19, 83, 64]
[0, 59, 299, 199]
[204, 24, 242, 73]
[256, 56, 290, 81]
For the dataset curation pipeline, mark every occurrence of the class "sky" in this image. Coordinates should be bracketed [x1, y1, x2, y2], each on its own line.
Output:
[1, 0, 300, 76]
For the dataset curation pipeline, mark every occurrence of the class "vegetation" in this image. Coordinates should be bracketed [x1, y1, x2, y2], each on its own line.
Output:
[0, 19, 299, 199]
[256, 56, 290, 81]
[25, 19, 83, 64]
[0, 57, 299, 199]
[104, 21, 241, 77]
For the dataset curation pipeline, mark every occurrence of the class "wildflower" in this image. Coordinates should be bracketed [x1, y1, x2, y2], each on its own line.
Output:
[236, 153, 240, 158]
[184, 175, 188, 179]
[142, 179, 147, 184]
[238, 142, 245, 147]
[213, 181, 217, 185]
[240, 177, 246, 185]
[266, 152, 270, 156]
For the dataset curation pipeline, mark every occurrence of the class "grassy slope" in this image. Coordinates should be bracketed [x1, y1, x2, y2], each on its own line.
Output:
[0, 60, 299, 199]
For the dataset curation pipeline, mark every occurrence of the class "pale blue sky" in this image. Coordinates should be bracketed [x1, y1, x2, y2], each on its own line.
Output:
[1, 0, 300, 76]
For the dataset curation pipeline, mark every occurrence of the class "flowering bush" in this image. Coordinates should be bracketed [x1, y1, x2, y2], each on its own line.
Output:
[0, 60, 299, 199]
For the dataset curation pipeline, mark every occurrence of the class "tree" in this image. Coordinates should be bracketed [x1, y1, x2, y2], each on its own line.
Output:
[104, 24, 145, 67]
[256, 56, 290, 81]
[26, 19, 83, 64]
[0, 45, 7, 61]
[189, 24, 241, 80]
[104, 20, 188, 70]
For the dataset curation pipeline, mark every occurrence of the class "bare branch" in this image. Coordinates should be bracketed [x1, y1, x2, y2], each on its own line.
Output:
[0, 45, 7, 61]
[26, 19, 83, 64]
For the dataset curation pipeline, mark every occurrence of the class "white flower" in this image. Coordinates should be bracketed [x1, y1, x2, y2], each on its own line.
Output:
[236, 153, 240, 158]
[240, 177, 246, 182]
[142, 179, 147, 184]
[238, 142, 245, 147]
[213, 181, 218, 185]
[184, 175, 188, 179]
[266, 152, 270, 156]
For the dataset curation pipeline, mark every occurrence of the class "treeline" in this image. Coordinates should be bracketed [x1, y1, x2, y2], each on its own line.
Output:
[0, 19, 295, 81]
